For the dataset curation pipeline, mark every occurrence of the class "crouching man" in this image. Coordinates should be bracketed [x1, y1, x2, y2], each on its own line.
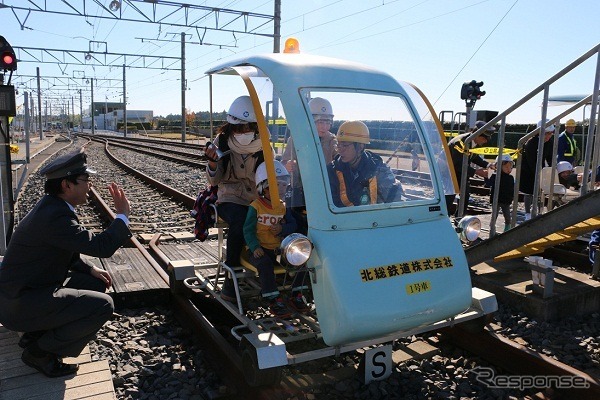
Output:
[0, 150, 132, 377]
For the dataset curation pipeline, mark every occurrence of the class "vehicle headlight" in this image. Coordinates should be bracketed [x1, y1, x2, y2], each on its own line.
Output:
[457, 216, 481, 243]
[280, 233, 313, 268]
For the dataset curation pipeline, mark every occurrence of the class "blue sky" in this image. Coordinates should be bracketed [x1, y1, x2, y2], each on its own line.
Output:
[2, 0, 599, 123]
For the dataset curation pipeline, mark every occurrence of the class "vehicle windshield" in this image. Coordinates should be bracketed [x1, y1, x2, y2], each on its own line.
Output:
[279, 89, 438, 212]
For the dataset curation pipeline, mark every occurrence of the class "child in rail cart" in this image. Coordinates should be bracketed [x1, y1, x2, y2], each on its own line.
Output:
[486, 154, 515, 232]
[243, 160, 309, 318]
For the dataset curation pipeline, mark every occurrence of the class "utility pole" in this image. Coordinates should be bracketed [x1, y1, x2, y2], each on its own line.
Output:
[181, 32, 186, 143]
[79, 89, 83, 132]
[91, 78, 95, 135]
[123, 65, 127, 137]
[36, 67, 43, 139]
[71, 96, 75, 134]
[104, 96, 107, 131]
[24, 92, 30, 162]
[30, 96, 35, 135]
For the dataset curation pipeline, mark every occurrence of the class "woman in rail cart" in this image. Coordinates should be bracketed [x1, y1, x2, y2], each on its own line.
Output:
[205, 96, 264, 302]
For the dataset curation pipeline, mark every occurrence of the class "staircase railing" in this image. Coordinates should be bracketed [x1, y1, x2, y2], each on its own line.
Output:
[456, 42, 600, 236]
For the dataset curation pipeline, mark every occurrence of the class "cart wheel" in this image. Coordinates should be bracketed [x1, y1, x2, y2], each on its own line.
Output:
[241, 344, 282, 387]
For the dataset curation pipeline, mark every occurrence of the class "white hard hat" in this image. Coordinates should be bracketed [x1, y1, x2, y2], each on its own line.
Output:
[255, 160, 290, 194]
[496, 154, 513, 164]
[556, 161, 573, 174]
[227, 96, 256, 124]
[309, 97, 333, 118]
[537, 119, 555, 132]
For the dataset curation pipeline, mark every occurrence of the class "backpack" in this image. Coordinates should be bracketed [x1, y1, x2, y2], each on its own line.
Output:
[190, 185, 218, 241]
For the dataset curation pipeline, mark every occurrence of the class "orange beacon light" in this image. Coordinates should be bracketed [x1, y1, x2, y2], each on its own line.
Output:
[283, 38, 300, 54]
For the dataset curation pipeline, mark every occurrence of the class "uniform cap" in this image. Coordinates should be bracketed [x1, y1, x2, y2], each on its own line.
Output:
[565, 119, 577, 127]
[39, 151, 96, 179]
[474, 120, 495, 138]
[556, 161, 573, 174]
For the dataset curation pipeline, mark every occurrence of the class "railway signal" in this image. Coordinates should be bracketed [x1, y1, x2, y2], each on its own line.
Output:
[0, 36, 17, 72]
[461, 80, 485, 108]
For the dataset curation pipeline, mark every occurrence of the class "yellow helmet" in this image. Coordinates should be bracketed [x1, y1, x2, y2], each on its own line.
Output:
[565, 119, 577, 127]
[337, 120, 370, 144]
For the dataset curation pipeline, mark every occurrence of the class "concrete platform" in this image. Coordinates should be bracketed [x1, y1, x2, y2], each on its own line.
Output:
[471, 257, 600, 321]
[0, 326, 116, 400]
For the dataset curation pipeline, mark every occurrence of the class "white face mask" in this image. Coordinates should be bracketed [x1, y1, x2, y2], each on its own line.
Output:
[234, 132, 255, 146]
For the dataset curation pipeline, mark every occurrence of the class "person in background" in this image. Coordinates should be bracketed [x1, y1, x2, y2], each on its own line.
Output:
[281, 97, 337, 233]
[556, 161, 581, 190]
[557, 119, 579, 165]
[243, 161, 309, 317]
[447, 121, 496, 216]
[519, 119, 555, 220]
[205, 95, 264, 302]
[0, 150, 131, 378]
[411, 148, 421, 171]
[486, 154, 515, 232]
[328, 120, 404, 207]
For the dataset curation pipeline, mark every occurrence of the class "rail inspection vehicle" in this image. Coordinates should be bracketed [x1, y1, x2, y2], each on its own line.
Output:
[175, 39, 497, 386]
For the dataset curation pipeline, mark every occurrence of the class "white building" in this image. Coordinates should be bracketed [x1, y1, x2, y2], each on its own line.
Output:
[82, 109, 153, 131]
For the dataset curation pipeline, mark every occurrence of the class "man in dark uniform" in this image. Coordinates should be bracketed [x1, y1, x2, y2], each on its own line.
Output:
[0, 150, 131, 377]
[446, 121, 495, 215]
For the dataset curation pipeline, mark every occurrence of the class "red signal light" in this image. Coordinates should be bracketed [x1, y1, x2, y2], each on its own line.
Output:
[3, 53, 14, 65]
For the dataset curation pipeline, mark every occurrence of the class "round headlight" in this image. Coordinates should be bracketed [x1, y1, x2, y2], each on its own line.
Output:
[280, 233, 313, 267]
[458, 216, 481, 243]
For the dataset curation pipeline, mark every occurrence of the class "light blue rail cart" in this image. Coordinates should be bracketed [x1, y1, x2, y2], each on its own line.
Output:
[180, 46, 497, 386]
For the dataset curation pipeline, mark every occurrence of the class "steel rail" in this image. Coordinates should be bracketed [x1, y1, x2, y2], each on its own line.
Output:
[97, 138, 196, 209]
[88, 185, 169, 284]
[97, 137, 206, 168]
[440, 325, 600, 399]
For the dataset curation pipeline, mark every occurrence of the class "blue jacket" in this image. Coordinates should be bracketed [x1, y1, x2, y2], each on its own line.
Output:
[557, 131, 577, 164]
[327, 150, 404, 207]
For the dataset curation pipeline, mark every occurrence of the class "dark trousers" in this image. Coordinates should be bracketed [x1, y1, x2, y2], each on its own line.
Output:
[3, 272, 114, 357]
[249, 248, 307, 297]
[218, 202, 249, 294]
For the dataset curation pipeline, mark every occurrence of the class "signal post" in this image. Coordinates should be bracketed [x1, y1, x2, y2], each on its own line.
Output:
[0, 35, 18, 254]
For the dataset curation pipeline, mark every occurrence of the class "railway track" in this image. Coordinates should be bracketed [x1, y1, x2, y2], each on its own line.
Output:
[14, 136, 596, 398]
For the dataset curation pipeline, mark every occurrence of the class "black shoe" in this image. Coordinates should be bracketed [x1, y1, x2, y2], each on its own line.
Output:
[21, 348, 79, 378]
[18, 331, 46, 349]
[288, 292, 310, 313]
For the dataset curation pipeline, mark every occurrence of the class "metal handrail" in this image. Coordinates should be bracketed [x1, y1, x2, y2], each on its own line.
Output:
[455, 42, 600, 230]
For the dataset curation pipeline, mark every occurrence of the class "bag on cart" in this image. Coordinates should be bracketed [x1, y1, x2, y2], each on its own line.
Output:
[190, 185, 218, 241]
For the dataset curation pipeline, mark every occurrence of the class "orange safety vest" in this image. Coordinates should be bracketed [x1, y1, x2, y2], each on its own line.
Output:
[336, 170, 378, 207]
